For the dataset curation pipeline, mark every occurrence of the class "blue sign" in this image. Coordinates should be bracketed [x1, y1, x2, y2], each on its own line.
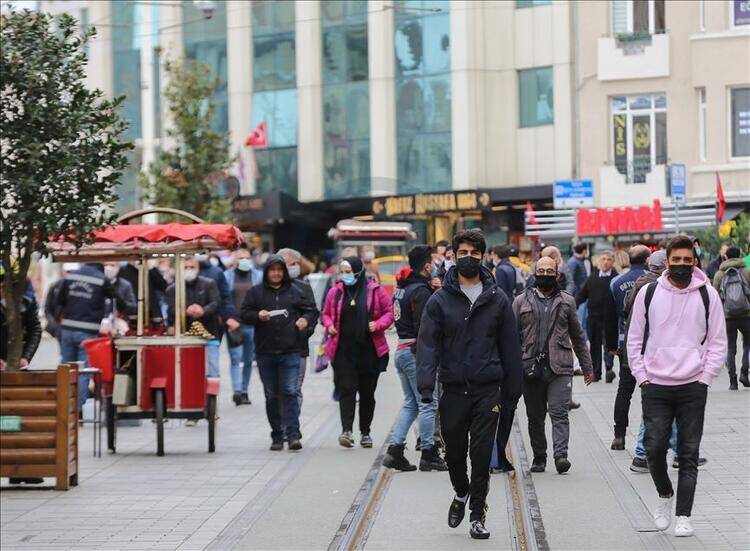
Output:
[670, 163, 686, 205]
[553, 180, 594, 209]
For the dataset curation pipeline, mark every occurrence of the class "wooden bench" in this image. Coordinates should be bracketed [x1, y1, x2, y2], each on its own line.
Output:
[0, 364, 79, 490]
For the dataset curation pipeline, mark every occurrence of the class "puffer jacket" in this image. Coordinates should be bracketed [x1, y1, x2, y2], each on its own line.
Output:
[512, 288, 592, 376]
[713, 258, 750, 319]
[321, 278, 393, 361]
[1, 294, 42, 363]
[416, 265, 523, 407]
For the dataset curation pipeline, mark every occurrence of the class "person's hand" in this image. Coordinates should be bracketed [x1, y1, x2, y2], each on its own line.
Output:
[226, 318, 240, 331]
[584, 371, 594, 385]
[258, 310, 271, 322]
[429, 277, 442, 290]
[19, 358, 29, 368]
[0, 359, 5, 371]
[368, 321, 377, 333]
[186, 304, 200, 317]
[296, 317, 308, 331]
[327, 325, 337, 336]
[167, 326, 175, 336]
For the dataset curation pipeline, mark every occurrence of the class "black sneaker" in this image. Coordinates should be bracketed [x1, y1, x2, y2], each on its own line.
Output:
[469, 519, 490, 539]
[360, 434, 373, 448]
[382, 444, 417, 472]
[288, 439, 303, 451]
[568, 400, 581, 410]
[672, 457, 707, 469]
[419, 445, 448, 472]
[415, 436, 421, 451]
[611, 436, 625, 450]
[630, 456, 649, 473]
[606, 369, 616, 383]
[555, 457, 571, 474]
[448, 495, 468, 528]
[232, 391, 242, 406]
[240, 392, 251, 405]
[530, 456, 546, 472]
[270, 441, 284, 451]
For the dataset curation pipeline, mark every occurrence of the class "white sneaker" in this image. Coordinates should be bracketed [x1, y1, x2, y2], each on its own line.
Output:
[674, 516, 694, 537]
[653, 495, 673, 531]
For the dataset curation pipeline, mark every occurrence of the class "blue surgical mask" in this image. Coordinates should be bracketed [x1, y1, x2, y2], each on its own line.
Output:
[237, 259, 252, 272]
[430, 266, 439, 278]
[695, 247, 702, 258]
[341, 273, 357, 286]
[444, 260, 455, 271]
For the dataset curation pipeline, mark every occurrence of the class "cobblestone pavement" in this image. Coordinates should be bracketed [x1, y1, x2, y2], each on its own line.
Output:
[1, 337, 748, 550]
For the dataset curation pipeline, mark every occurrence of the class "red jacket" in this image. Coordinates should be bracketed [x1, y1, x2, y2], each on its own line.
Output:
[322, 279, 393, 361]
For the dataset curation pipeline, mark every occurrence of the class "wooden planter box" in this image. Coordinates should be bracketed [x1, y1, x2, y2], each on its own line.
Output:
[0, 364, 79, 490]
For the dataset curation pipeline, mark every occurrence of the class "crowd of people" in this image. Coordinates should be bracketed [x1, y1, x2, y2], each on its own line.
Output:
[1, 229, 749, 542]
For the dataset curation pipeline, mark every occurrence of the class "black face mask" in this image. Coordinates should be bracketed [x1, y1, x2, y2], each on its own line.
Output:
[535, 274, 558, 291]
[457, 256, 481, 278]
[668, 264, 693, 286]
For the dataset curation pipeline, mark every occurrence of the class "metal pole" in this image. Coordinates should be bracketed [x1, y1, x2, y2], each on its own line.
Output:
[675, 201, 681, 234]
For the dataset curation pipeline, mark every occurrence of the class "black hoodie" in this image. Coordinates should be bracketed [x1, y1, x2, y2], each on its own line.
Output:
[416, 265, 523, 407]
[393, 269, 432, 340]
[240, 254, 316, 355]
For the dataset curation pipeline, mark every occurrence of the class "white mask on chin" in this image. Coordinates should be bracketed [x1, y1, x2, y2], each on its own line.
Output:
[184, 269, 198, 282]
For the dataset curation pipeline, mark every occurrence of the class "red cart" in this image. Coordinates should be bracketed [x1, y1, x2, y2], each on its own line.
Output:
[47, 208, 244, 456]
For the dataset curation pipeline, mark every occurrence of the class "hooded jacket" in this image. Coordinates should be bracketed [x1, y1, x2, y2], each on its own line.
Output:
[627, 268, 727, 387]
[494, 259, 517, 300]
[609, 263, 649, 348]
[1, 293, 42, 363]
[58, 264, 115, 334]
[393, 268, 432, 341]
[416, 265, 523, 407]
[712, 258, 750, 319]
[240, 255, 317, 355]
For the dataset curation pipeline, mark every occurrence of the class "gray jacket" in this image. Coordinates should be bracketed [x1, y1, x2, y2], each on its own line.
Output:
[513, 288, 593, 376]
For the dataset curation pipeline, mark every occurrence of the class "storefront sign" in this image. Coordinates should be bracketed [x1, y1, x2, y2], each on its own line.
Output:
[233, 197, 265, 211]
[372, 191, 491, 219]
[613, 114, 627, 174]
[576, 199, 663, 236]
[734, 0, 750, 26]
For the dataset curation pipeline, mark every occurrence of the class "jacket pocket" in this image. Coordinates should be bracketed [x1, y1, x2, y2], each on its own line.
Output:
[648, 347, 702, 380]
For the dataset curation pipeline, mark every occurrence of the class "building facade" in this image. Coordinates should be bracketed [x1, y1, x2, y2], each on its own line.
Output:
[34, 0, 750, 250]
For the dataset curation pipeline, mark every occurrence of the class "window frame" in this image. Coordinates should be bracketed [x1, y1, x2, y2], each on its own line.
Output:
[515, 0, 552, 8]
[698, 88, 707, 162]
[518, 66, 554, 128]
[728, 85, 750, 160]
[612, 0, 665, 35]
[610, 93, 668, 184]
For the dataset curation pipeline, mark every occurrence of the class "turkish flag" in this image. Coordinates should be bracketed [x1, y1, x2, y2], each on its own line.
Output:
[526, 200, 538, 226]
[245, 122, 268, 148]
[716, 171, 726, 224]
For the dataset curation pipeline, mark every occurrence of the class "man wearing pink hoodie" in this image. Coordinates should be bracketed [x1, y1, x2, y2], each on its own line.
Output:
[627, 236, 727, 538]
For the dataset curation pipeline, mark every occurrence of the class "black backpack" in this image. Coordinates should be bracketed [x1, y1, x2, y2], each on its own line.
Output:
[640, 281, 709, 355]
[719, 267, 750, 317]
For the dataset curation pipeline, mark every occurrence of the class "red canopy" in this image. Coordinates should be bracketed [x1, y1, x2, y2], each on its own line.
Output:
[91, 223, 244, 248]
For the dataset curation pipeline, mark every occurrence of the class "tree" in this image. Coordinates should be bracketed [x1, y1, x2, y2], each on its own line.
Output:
[694, 213, 750, 257]
[1, 9, 131, 371]
[139, 58, 234, 223]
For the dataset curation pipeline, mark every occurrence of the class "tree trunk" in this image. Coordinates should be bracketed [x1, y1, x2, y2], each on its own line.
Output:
[2, 236, 34, 372]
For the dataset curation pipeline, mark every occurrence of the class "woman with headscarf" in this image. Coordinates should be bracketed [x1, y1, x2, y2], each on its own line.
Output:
[322, 256, 394, 448]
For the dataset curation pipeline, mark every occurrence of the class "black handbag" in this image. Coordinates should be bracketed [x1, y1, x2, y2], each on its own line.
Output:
[523, 305, 561, 380]
[226, 327, 245, 348]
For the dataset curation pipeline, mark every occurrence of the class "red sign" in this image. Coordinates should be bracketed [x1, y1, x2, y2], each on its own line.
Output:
[577, 199, 663, 236]
[245, 122, 268, 147]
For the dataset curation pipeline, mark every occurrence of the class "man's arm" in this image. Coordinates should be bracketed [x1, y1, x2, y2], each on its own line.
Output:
[575, 276, 590, 306]
[603, 289, 618, 351]
[626, 286, 649, 386]
[416, 298, 443, 403]
[115, 280, 137, 316]
[215, 271, 235, 320]
[296, 282, 319, 328]
[21, 301, 42, 363]
[411, 286, 432, 337]
[202, 280, 220, 317]
[166, 285, 176, 326]
[568, 299, 593, 373]
[240, 287, 260, 326]
[699, 288, 728, 386]
[497, 297, 523, 408]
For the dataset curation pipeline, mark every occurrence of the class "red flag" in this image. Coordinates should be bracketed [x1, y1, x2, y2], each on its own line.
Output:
[716, 171, 726, 224]
[526, 200, 538, 226]
[245, 122, 268, 148]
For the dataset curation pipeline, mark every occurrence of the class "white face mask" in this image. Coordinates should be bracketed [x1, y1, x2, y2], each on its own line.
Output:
[209, 257, 220, 268]
[444, 260, 455, 270]
[184, 269, 198, 282]
[288, 265, 301, 279]
[104, 266, 119, 281]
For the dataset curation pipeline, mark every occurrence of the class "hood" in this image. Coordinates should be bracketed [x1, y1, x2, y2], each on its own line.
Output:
[442, 263, 496, 294]
[719, 258, 746, 271]
[657, 266, 709, 294]
[396, 267, 430, 288]
[262, 254, 291, 286]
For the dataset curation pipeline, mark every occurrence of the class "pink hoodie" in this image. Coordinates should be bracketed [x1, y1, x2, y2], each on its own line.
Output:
[627, 268, 727, 387]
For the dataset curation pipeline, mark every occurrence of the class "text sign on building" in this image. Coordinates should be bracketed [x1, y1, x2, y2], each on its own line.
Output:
[669, 163, 686, 205]
[553, 180, 594, 209]
[372, 191, 491, 219]
[576, 200, 664, 236]
[735, 0, 750, 25]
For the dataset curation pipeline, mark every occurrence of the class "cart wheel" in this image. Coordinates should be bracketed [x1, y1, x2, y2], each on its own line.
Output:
[206, 394, 217, 453]
[154, 389, 165, 456]
[105, 396, 116, 453]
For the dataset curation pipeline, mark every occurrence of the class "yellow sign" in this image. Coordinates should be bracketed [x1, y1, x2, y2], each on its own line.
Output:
[373, 192, 491, 219]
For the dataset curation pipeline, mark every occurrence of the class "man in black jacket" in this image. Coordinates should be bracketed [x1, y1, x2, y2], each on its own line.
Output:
[166, 256, 221, 339]
[1, 280, 42, 370]
[493, 245, 518, 301]
[241, 255, 317, 451]
[576, 251, 618, 382]
[417, 229, 523, 541]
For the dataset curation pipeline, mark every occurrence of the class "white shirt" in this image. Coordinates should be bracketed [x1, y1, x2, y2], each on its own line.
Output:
[599, 270, 612, 277]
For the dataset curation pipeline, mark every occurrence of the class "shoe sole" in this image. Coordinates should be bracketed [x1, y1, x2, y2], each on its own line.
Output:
[361, 442, 373, 448]
[630, 466, 649, 473]
[675, 531, 694, 537]
[338, 436, 354, 448]
[470, 532, 490, 540]
[419, 465, 449, 472]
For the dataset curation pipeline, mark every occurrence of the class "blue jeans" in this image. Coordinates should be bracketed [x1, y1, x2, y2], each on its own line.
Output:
[207, 339, 220, 378]
[390, 347, 438, 448]
[60, 328, 95, 407]
[577, 302, 588, 342]
[635, 418, 678, 459]
[229, 326, 254, 393]
[256, 353, 301, 442]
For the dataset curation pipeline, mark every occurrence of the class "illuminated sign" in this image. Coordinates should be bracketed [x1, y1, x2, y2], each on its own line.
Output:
[576, 199, 664, 236]
[372, 191, 491, 219]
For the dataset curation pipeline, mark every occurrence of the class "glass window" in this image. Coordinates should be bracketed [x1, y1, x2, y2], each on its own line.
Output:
[698, 88, 706, 161]
[252, 89, 298, 148]
[610, 94, 668, 183]
[519, 67, 553, 127]
[395, 19, 424, 77]
[112, 2, 141, 141]
[255, 147, 298, 198]
[253, 34, 296, 92]
[731, 88, 750, 157]
[516, 0, 551, 7]
[612, 0, 665, 35]
[252, 0, 295, 34]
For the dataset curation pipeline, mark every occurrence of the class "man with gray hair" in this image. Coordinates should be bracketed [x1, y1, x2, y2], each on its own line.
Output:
[526, 246, 576, 295]
[277, 248, 319, 409]
[576, 250, 618, 382]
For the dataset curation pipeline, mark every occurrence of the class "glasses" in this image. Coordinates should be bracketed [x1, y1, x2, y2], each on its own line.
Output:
[535, 269, 557, 276]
